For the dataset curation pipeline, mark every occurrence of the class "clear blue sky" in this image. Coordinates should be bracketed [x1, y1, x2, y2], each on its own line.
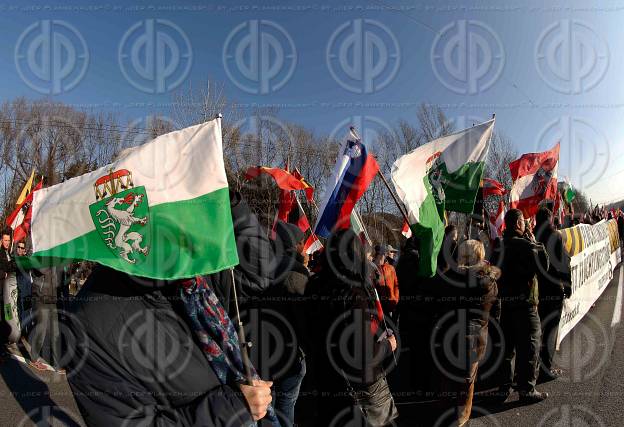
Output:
[1, 0, 623, 203]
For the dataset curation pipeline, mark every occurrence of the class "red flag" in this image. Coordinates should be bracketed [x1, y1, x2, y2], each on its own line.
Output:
[509, 143, 559, 218]
[482, 178, 507, 198]
[245, 166, 313, 195]
[292, 168, 314, 202]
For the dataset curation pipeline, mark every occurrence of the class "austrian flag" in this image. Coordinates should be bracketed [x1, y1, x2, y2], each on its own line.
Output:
[509, 143, 559, 218]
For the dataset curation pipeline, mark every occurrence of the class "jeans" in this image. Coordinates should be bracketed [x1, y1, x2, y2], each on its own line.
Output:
[273, 356, 306, 426]
[500, 305, 542, 393]
[30, 304, 61, 367]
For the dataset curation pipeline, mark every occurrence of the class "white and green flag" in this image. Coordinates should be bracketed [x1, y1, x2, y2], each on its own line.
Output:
[25, 117, 239, 280]
[391, 118, 495, 277]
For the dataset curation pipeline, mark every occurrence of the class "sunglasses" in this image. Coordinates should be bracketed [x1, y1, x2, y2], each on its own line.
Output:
[17, 246, 26, 250]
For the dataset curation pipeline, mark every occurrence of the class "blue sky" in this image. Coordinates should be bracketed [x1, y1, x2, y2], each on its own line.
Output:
[1, 0, 623, 203]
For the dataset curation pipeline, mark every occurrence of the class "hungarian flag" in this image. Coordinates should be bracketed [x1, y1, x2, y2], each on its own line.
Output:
[392, 118, 495, 277]
[22, 118, 239, 280]
[7, 180, 43, 243]
[245, 166, 313, 201]
[509, 143, 559, 218]
[314, 129, 379, 238]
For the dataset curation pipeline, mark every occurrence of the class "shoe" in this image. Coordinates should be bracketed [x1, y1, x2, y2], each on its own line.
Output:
[491, 386, 512, 404]
[519, 390, 548, 404]
[539, 368, 562, 382]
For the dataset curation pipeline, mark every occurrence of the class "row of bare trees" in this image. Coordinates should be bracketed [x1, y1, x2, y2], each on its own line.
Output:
[0, 82, 590, 242]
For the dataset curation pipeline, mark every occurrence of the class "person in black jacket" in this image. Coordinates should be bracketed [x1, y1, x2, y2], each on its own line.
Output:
[306, 229, 398, 426]
[433, 239, 500, 426]
[1, 230, 18, 355]
[266, 221, 309, 426]
[64, 267, 269, 427]
[492, 208, 550, 404]
[535, 207, 570, 381]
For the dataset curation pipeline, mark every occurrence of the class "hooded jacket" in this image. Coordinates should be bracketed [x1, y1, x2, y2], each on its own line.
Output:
[64, 267, 253, 427]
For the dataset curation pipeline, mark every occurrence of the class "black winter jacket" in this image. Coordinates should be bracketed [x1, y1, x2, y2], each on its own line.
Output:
[64, 266, 253, 427]
[491, 230, 549, 308]
[0, 247, 16, 277]
[535, 222, 571, 299]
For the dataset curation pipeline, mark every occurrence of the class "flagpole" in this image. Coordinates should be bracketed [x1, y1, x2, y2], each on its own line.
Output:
[229, 268, 254, 385]
[377, 169, 410, 226]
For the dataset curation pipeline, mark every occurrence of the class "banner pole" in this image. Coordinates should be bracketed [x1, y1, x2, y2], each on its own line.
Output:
[377, 169, 410, 226]
[230, 268, 254, 385]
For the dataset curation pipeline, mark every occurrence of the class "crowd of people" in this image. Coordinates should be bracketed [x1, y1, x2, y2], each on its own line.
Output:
[1, 189, 623, 427]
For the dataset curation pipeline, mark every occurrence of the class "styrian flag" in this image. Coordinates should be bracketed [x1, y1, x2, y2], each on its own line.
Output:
[23, 117, 239, 280]
[392, 119, 495, 277]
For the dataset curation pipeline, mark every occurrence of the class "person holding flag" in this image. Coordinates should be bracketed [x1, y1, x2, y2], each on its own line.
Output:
[24, 118, 280, 426]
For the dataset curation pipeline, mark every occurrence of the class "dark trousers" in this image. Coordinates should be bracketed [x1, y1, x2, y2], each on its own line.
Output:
[273, 356, 306, 427]
[500, 305, 541, 393]
[30, 303, 61, 367]
[538, 298, 563, 372]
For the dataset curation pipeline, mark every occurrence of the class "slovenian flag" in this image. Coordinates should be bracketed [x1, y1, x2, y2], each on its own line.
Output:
[314, 129, 379, 238]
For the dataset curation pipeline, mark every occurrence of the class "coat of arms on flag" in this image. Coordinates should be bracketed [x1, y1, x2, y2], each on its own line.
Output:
[88, 169, 150, 264]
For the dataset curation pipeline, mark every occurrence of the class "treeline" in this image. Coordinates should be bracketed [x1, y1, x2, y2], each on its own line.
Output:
[0, 82, 591, 242]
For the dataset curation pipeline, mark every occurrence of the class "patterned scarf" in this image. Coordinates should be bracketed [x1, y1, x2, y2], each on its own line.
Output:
[179, 275, 280, 427]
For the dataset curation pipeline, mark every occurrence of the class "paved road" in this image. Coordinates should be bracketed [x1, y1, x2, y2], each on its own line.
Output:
[0, 357, 84, 426]
[395, 264, 624, 426]
[1, 266, 622, 426]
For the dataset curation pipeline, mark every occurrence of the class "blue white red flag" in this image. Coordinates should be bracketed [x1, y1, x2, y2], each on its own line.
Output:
[314, 129, 379, 238]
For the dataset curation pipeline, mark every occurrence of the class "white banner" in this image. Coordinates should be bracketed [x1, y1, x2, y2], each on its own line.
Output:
[556, 219, 621, 348]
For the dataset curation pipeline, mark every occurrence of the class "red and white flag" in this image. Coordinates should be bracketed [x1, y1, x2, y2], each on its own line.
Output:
[482, 178, 507, 198]
[303, 233, 323, 255]
[6, 180, 43, 243]
[401, 221, 412, 238]
[509, 143, 559, 218]
[488, 200, 506, 240]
